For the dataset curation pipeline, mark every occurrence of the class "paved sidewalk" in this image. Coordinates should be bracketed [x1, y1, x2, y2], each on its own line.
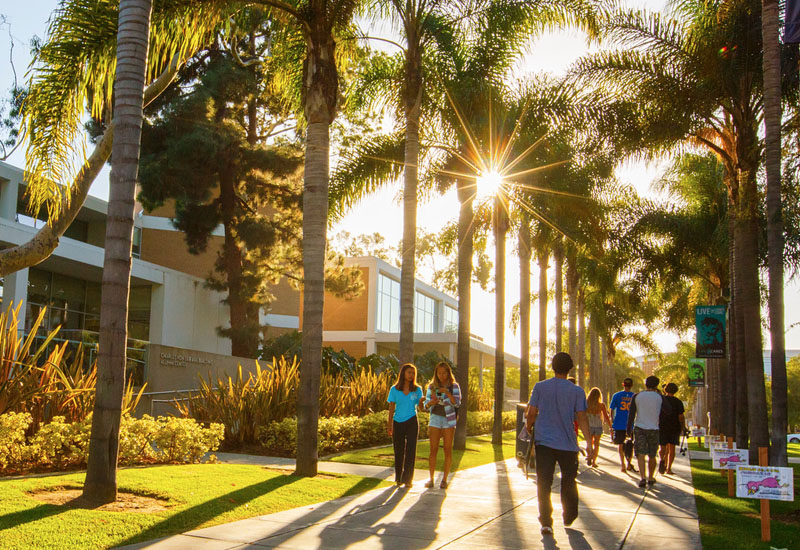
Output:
[118, 439, 701, 549]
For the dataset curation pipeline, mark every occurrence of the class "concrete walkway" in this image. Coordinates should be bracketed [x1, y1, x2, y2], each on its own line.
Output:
[118, 438, 702, 549]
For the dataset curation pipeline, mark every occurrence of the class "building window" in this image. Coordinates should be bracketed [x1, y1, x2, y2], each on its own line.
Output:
[132, 226, 142, 259]
[376, 273, 400, 333]
[444, 305, 458, 333]
[414, 292, 437, 333]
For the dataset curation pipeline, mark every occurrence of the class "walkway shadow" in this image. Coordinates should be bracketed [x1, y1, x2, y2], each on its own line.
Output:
[115, 473, 307, 547]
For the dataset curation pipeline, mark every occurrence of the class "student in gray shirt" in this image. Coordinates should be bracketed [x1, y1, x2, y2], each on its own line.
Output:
[627, 375, 667, 488]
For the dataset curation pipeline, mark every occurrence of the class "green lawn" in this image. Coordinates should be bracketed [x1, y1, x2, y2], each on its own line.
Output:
[687, 439, 800, 457]
[690, 459, 799, 550]
[0, 464, 387, 550]
[328, 431, 517, 472]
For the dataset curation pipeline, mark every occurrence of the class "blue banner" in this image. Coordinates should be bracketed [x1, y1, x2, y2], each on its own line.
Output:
[786, 0, 800, 43]
[695, 305, 727, 358]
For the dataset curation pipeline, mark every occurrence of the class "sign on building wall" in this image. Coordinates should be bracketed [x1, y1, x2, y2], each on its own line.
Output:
[688, 358, 706, 387]
[736, 466, 795, 501]
[695, 305, 727, 358]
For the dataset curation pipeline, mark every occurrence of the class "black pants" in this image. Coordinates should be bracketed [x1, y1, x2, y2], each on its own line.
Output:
[535, 445, 579, 527]
[392, 416, 419, 483]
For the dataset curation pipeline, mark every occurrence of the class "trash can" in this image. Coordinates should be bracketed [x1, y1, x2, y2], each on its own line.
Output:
[516, 402, 528, 467]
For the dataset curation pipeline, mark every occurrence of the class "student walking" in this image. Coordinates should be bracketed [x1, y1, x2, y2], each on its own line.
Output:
[423, 361, 461, 489]
[659, 382, 687, 475]
[525, 352, 593, 536]
[387, 363, 423, 488]
[609, 378, 636, 473]
[585, 387, 612, 468]
[627, 375, 665, 488]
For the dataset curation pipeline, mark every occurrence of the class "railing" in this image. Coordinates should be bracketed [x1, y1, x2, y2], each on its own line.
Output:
[30, 329, 149, 387]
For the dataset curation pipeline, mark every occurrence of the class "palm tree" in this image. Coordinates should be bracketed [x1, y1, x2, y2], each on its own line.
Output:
[518, 216, 532, 401]
[572, 0, 793, 459]
[82, 0, 153, 505]
[492, 198, 508, 444]
[762, 0, 787, 466]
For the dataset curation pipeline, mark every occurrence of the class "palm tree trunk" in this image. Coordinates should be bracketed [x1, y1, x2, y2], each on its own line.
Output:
[763, 0, 787, 467]
[83, 0, 152, 504]
[589, 320, 599, 388]
[730, 202, 748, 446]
[577, 288, 586, 388]
[398, 38, 422, 365]
[554, 242, 563, 353]
[296, 20, 339, 476]
[492, 201, 507, 445]
[600, 337, 608, 398]
[454, 181, 474, 450]
[519, 219, 531, 402]
[737, 168, 770, 462]
[567, 249, 577, 361]
[537, 248, 548, 381]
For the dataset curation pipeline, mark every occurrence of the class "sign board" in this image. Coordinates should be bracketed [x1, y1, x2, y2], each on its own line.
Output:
[736, 466, 795, 501]
[712, 448, 748, 469]
[695, 305, 727, 358]
[690, 427, 706, 437]
[704, 435, 722, 448]
[711, 441, 736, 450]
[688, 358, 707, 387]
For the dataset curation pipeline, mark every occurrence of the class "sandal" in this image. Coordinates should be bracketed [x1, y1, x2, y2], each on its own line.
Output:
[424, 480, 434, 488]
[440, 480, 448, 489]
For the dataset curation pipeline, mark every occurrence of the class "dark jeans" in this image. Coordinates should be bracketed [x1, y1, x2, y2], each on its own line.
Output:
[392, 416, 419, 483]
[535, 445, 579, 527]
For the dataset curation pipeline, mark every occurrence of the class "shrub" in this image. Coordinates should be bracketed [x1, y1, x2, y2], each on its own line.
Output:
[257, 410, 514, 457]
[0, 413, 223, 475]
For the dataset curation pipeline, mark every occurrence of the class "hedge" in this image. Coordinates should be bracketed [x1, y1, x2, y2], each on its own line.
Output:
[259, 410, 516, 457]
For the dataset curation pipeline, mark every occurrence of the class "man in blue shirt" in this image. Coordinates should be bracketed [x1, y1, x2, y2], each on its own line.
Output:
[609, 378, 635, 473]
[525, 352, 593, 536]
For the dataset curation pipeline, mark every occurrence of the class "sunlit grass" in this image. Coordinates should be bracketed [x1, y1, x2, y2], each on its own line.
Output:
[0, 464, 387, 550]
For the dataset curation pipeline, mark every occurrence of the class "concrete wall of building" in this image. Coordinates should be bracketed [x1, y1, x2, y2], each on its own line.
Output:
[325, 340, 367, 358]
[323, 267, 369, 331]
[141, 228, 221, 280]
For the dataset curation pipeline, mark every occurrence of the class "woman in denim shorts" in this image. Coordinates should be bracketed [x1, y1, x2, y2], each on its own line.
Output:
[424, 362, 461, 489]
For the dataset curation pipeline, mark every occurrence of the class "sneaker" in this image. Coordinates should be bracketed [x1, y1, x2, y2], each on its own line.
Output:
[440, 480, 448, 489]
[647, 478, 656, 487]
[563, 514, 577, 527]
[541, 526, 554, 536]
[404, 481, 413, 489]
[658, 459, 666, 474]
[638, 479, 647, 488]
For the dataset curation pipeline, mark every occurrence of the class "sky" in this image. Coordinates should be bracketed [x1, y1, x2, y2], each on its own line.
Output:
[2, 0, 800, 360]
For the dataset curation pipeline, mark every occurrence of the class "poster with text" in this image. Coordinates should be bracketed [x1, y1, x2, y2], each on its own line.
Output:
[736, 466, 794, 501]
[688, 358, 706, 387]
[695, 305, 727, 358]
[711, 448, 748, 469]
[704, 435, 722, 448]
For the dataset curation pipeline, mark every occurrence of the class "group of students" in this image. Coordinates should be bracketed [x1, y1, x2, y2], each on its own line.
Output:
[385, 353, 689, 538]
[386, 361, 461, 489]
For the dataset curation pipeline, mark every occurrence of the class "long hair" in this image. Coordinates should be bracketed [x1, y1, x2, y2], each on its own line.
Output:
[587, 387, 603, 413]
[429, 361, 455, 391]
[395, 363, 418, 391]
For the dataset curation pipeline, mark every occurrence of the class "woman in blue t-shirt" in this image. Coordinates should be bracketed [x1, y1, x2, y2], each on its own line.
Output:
[387, 363, 423, 487]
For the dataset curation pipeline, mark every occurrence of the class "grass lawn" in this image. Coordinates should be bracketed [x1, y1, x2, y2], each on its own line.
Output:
[687, 439, 800, 457]
[328, 430, 517, 471]
[691, 459, 799, 550]
[0, 464, 387, 550]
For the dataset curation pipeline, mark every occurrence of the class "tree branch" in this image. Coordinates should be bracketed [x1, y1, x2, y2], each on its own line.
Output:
[0, 55, 183, 277]
[249, 0, 310, 34]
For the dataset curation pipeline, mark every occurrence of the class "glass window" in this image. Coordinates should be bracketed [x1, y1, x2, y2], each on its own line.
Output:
[444, 305, 458, 333]
[414, 292, 436, 333]
[51, 273, 86, 312]
[376, 274, 400, 333]
[132, 227, 142, 259]
[63, 219, 88, 242]
[128, 286, 151, 341]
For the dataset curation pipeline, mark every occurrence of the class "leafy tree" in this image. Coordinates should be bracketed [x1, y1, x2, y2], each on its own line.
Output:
[138, 49, 304, 358]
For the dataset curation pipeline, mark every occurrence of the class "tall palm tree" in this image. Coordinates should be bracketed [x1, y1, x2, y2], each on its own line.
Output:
[572, 0, 795, 459]
[762, 0, 787, 466]
[82, 0, 153, 505]
[518, 216, 532, 401]
[492, 199, 508, 444]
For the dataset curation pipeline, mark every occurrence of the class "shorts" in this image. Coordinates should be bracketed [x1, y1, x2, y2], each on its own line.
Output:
[589, 426, 603, 437]
[634, 427, 660, 457]
[429, 413, 455, 430]
[660, 431, 680, 446]
[613, 429, 628, 445]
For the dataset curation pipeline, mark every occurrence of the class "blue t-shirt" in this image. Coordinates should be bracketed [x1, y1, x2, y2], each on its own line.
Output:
[528, 377, 587, 452]
[387, 386, 423, 422]
[609, 390, 634, 431]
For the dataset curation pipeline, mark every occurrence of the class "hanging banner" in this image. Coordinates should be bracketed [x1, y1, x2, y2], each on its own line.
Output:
[695, 305, 727, 358]
[787, 0, 800, 43]
[736, 466, 795, 501]
[688, 358, 707, 387]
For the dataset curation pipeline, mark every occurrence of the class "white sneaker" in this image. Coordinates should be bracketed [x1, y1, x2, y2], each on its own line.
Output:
[541, 526, 554, 536]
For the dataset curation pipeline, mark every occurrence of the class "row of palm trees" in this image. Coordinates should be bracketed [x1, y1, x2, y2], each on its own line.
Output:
[0, 0, 792, 503]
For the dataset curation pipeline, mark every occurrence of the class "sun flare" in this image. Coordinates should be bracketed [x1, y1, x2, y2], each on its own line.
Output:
[476, 170, 503, 201]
